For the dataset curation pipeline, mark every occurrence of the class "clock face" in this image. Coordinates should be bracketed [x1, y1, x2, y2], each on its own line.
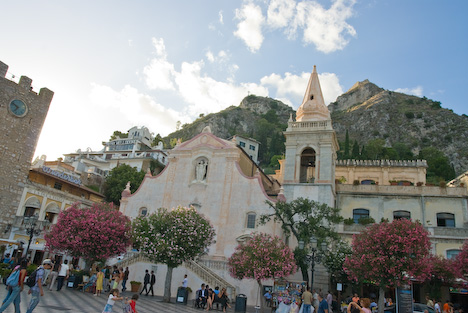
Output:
[9, 99, 27, 117]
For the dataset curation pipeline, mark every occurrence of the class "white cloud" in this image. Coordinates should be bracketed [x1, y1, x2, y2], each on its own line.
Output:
[394, 86, 424, 97]
[267, 0, 296, 28]
[174, 61, 268, 116]
[143, 38, 176, 90]
[234, 2, 265, 53]
[219, 10, 224, 24]
[206, 51, 215, 63]
[89, 83, 184, 136]
[234, 0, 357, 53]
[290, 0, 357, 53]
[260, 71, 343, 106]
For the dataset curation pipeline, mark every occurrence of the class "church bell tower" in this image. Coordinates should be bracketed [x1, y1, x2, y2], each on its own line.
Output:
[281, 66, 339, 206]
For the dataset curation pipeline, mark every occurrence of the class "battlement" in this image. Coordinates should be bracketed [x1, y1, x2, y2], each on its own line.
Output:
[336, 159, 428, 168]
[0, 60, 54, 101]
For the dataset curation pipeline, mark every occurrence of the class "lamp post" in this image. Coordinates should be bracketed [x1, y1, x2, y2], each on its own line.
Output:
[22, 214, 49, 259]
[299, 236, 327, 290]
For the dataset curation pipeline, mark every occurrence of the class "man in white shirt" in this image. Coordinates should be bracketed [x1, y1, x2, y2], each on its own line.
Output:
[434, 301, 441, 313]
[182, 274, 188, 288]
[56, 260, 69, 291]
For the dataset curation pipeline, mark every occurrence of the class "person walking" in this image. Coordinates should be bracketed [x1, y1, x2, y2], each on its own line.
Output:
[140, 270, 150, 295]
[0, 259, 28, 313]
[146, 270, 156, 296]
[56, 259, 69, 291]
[48, 257, 60, 291]
[26, 259, 52, 313]
[302, 287, 314, 313]
[318, 293, 329, 313]
[103, 266, 111, 292]
[122, 267, 129, 292]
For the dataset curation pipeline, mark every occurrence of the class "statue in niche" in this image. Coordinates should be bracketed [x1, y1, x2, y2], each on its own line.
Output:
[195, 160, 208, 182]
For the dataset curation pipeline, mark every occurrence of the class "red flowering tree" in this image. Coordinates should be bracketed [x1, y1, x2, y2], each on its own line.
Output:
[228, 233, 297, 310]
[45, 202, 131, 265]
[132, 206, 215, 302]
[456, 240, 468, 278]
[344, 219, 431, 313]
[426, 255, 459, 299]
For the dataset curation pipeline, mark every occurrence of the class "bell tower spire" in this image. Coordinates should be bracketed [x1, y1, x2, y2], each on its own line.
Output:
[296, 65, 330, 122]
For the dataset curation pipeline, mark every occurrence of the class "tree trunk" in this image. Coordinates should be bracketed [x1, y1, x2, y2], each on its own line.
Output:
[163, 266, 174, 302]
[378, 286, 385, 313]
[257, 280, 263, 313]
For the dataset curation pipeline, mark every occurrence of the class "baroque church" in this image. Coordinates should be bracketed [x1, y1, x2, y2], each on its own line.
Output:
[119, 66, 467, 305]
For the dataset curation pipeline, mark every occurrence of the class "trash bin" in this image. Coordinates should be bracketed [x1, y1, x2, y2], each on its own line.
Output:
[67, 275, 75, 288]
[235, 294, 247, 312]
[176, 287, 188, 305]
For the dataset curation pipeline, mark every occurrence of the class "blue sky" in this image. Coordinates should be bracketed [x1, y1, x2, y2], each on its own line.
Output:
[1, 0, 467, 160]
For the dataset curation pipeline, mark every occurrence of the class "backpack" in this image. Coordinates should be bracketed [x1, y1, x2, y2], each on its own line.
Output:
[26, 269, 39, 288]
[6, 268, 20, 287]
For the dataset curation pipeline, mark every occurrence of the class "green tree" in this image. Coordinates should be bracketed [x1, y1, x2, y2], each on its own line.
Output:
[322, 239, 352, 288]
[103, 164, 145, 206]
[365, 139, 386, 159]
[393, 142, 414, 160]
[259, 198, 343, 282]
[152, 133, 163, 147]
[132, 207, 215, 302]
[109, 130, 128, 141]
[351, 140, 360, 159]
[419, 147, 455, 182]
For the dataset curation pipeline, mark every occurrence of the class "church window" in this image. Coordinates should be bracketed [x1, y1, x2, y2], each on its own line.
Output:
[437, 213, 455, 227]
[246, 213, 256, 229]
[353, 208, 369, 224]
[139, 207, 148, 217]
[446, 249, 460, 259]
[393, 210, 411, 220]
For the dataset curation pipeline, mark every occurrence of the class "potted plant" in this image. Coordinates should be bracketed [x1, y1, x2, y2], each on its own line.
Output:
[130, 281, 142, 292]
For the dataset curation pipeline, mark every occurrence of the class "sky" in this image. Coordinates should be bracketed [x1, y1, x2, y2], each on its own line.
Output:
[2, 0, 467, 161]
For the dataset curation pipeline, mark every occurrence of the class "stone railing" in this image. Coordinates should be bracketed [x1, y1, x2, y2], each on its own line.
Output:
[336, 184, 467, 197]
[336, 159, 428, 167]
[112, 251, 152, 268]
[184, 260, 236, 299]
[432, 227, 468, 238]
[287, 120, 330, 130]
[197, 258, 229, 271]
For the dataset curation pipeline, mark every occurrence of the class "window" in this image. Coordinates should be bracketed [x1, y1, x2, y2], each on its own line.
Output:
[446, 249, 460, 259]
[53, 182, 62, 190]
[24, 207, 36, 217]
[45, 212, 56, 223]
[393, 210, 411, 220]
[353, 209, 369, 224]
[361, 180, 375, 185]
[139, 207, 148, 217]
[239, 141, 246, 147]
[246, 213, 256, 229]
[249, 145, 255, 151]
[437, 213, 455, 227]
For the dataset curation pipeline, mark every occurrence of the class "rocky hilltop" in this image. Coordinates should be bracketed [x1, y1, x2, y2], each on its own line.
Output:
[164, 82, 468, 174]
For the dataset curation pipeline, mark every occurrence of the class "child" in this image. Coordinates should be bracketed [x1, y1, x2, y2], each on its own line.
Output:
[102, 289, 123, 313]
[125, 294, 139, 313]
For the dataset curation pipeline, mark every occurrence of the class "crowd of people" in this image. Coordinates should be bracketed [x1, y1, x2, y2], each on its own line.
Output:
[195, 283, 232, 312]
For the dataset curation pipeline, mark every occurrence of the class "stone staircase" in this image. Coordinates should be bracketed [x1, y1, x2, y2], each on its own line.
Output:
[113, 252, 236, 298]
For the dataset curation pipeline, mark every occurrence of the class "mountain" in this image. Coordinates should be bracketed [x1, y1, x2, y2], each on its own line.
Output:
[329, 80, 468, 174]
[162, 81, 468, 175]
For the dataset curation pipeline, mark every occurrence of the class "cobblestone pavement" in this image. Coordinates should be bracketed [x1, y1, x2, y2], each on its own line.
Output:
[0, 286, 261, 313]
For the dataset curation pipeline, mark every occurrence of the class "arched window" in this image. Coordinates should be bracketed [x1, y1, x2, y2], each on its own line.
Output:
[139, 207, 148, 217]
[23, 197, 41, 217]
[300, 148, 316, 183]
[353, 209, 369, 224]
[393, 210, 411, 220]
[446, 249, 460, 259]
[437, 213, 455, 227]
[246, 213, 256, 229]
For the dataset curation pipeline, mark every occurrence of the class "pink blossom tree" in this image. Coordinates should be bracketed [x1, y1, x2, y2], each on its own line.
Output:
[344, 219, 431, 313]
[45, 202, 132, 266]
[228, 233, 297, 310]
[132, 206, 215, 302]
[426, 254, 459, 299]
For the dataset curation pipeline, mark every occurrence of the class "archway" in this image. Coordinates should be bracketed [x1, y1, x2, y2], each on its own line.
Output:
[300, 148, 316, 183]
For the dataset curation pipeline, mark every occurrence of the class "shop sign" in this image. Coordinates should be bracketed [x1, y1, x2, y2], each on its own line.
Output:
[42, 166, 81, 185]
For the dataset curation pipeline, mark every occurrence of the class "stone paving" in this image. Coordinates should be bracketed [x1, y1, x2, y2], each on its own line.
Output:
[0, 285, 261, 313]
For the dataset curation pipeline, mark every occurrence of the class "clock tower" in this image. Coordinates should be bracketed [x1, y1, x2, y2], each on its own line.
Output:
[0, 61, 54, 234]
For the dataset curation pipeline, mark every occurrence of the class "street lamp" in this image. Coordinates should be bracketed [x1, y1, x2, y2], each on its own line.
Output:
[299, 236, 327, 290]
[22, 214, 50, 259]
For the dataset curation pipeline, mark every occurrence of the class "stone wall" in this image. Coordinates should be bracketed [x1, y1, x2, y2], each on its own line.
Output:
[0, 61, 53, 234]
